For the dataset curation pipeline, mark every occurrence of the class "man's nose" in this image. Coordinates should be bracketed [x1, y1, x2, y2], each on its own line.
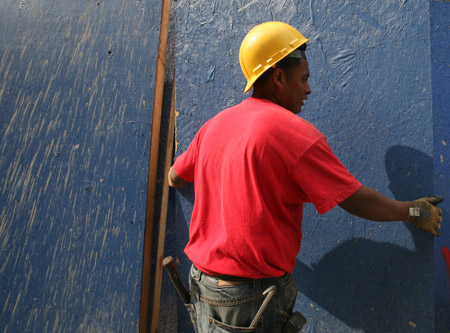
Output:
[306, 82, 311, 95]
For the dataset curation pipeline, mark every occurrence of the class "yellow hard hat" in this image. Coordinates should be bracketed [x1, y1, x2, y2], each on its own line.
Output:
[239, 21, 309, 93]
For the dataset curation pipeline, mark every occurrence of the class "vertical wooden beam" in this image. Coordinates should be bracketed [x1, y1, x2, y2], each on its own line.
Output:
[150, 80, 176, 333]
[140, 0, 172, 331]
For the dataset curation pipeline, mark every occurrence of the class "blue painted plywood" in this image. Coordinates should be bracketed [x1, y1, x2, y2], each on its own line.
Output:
[172, 1, 437, 331]
[431, 1, 450, 331]
[0, 0, 160, 330]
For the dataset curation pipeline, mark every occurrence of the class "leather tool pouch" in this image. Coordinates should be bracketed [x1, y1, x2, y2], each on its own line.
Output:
[281, 312, 307, 333]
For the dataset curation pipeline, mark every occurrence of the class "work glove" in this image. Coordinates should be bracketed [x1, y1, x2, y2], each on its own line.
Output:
[405, 196, 444, 236]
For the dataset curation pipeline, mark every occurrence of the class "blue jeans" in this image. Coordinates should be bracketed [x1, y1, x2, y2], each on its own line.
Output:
[186, 264, 298, 332]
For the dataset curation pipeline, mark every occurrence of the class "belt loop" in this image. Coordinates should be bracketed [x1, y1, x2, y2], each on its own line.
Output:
[192, 264, 202, 282]
[253, 279, 260, 288]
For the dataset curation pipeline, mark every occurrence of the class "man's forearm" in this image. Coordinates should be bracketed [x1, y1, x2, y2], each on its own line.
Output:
[339, 185, 409, 222]
[339, 185, 443, 236]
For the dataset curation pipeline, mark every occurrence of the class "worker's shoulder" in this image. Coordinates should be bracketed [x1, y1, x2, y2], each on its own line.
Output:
[255, 104, 322, 138]
[209, 98, 323, 139]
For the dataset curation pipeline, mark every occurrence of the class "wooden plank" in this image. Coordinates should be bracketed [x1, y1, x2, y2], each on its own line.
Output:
[139, 0, 172, 331]
[150, 79, 176, 333]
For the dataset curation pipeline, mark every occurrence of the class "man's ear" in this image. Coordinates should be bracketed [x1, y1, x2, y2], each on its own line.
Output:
[271, 67, 285, 90]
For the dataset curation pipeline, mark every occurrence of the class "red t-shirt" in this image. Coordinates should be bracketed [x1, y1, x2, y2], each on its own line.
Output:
[174, 97, 361, 278]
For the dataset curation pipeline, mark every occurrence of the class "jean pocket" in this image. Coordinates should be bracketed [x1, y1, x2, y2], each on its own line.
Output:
[185, 304, 198, 332]
[283, 276, 298, 311]
[208, 317, 258, 332]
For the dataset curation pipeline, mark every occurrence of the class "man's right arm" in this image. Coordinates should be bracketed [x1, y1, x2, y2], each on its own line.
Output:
[168, 166, 190, 189]
[338, 185, 443, 236]
[338, 185, 409, 221]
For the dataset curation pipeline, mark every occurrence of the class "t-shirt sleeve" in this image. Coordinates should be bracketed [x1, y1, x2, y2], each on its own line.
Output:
[173, 147, 196, 183]
[173, 119, 214, 183]
[292, 137, 361, 214]
[172, 137, 199, 183]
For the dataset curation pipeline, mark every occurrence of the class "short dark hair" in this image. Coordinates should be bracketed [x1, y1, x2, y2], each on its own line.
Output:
[254, 44, 307, 87]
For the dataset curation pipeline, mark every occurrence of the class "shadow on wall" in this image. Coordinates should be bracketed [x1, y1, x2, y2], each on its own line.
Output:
[295, 146, 435, 332]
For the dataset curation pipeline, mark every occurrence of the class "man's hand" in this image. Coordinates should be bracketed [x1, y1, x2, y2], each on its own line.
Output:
[405, 196, 444, 236]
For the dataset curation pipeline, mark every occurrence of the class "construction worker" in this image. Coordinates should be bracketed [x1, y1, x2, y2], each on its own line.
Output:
[168, 21, 443, 332]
